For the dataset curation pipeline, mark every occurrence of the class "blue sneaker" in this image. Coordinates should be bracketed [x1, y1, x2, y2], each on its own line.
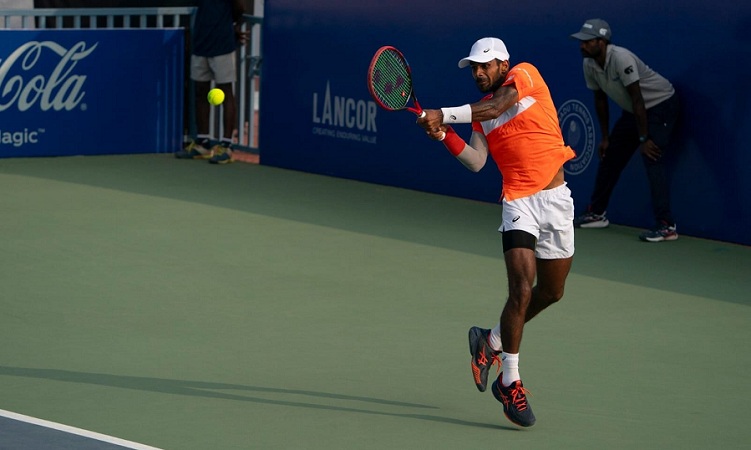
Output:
[574, 211, 609, 228]
[491, 375, 536, 427]
[208, 144, 234, 165]
[639, 222, 678, 242]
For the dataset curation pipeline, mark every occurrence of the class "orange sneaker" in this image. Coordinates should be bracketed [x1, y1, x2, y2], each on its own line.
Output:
[468, 326, 499, 392]
[491, 375, 536, 427]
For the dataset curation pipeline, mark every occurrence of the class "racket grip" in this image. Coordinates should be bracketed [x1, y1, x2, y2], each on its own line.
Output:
[418, 111, 426, 118]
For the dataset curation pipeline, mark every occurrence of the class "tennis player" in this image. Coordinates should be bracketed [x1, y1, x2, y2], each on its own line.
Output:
[417, 37, 575, 427]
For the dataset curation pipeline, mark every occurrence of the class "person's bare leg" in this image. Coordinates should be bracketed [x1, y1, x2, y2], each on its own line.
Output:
[494, 246, 538, 427]
[500, 247, 537, 354]
[195, 81, 211, 136]
[525, 256, 573, 322]
[216, 82, 236, 141]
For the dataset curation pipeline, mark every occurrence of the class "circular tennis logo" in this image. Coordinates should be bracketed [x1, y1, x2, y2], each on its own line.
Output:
[557, 99, 595, 175]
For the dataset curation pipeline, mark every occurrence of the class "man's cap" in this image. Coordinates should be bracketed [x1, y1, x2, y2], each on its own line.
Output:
[570, 18, 612, 41]
[457, 37, 510, 68]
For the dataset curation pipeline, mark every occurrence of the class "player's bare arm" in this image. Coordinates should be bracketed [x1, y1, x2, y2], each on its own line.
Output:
[473, 84, 519, 121]
[417, 84, 520, 132]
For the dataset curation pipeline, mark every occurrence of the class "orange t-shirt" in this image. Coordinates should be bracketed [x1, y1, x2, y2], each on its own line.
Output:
[471, 62, 575, 201]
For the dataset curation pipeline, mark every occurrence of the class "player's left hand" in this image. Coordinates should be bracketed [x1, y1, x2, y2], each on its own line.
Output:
[425, 125, 447, 141]
[640, 139, 662, 161]
[416, 109, 443, 132]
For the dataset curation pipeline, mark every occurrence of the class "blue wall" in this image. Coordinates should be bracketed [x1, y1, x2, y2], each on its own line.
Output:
[259, 0, 751, 246]
[0, 29, 184, 157]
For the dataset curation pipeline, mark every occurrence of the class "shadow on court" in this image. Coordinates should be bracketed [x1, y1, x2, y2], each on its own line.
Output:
[0, 366, 511, 432]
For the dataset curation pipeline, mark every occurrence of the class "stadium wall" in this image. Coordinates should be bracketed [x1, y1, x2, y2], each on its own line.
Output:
[259, 0, 751, 246]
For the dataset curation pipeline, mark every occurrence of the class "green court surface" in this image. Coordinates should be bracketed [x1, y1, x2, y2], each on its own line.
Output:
[0, 155, 749, 449]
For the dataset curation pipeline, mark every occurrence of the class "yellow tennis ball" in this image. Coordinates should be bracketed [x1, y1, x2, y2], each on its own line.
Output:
[207, 88, 225, 106]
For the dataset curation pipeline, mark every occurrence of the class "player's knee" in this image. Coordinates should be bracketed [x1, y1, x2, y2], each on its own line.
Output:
[539, 286, 565, 305]
[507, 284, 533, 309]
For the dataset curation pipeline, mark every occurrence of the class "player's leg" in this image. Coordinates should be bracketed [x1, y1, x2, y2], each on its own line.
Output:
[469, 244, 548, 393]
[500, 245, 537, 355]
[492, 181, 573, 428]
[468, 228, 535, 393]
[491, 255, 569, 428]
[525, 256, 573, 322]
[475, 195, 538, 427]
[479, 255, 571, 371]
[490, 243, 537, 427]
[528, 181, 575, 320]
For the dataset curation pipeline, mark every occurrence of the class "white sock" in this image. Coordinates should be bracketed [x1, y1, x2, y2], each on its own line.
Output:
[489, 324, 503, 352]
[501, 352, 520, 387]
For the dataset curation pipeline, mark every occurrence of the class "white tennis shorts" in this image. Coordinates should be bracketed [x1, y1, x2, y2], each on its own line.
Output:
[190, 52, 236, 84]
[499, 183, 575, 259]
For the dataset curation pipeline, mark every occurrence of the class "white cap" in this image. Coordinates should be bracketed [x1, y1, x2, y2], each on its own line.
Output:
[457, 37, 510, 68]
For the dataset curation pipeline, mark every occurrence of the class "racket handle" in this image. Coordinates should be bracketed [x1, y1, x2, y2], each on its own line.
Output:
[418, 111, 426, 118]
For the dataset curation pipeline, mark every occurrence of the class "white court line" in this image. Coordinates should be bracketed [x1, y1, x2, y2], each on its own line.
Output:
[0, 408, 164, 450]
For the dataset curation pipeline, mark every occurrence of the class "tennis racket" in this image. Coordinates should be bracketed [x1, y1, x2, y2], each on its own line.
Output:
[367, 46, 426, 116]
[367, 46, 445, 140]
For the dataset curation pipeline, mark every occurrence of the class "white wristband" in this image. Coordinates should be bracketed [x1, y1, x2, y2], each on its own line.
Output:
[441, 104, 472, 124]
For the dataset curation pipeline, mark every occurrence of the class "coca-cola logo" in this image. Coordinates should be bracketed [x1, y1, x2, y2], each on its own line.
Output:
[0, 40, 97, 112]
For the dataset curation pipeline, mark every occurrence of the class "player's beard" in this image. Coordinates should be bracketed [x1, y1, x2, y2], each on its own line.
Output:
[477, 73, 506, 93]
[487, 77, 505, 93]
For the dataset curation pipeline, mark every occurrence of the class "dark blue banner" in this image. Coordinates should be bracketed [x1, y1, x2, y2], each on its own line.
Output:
[0, 29, 184, 157]
[260, 0, 751, 245]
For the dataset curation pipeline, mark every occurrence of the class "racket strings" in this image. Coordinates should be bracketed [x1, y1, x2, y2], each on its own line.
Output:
[370, 50, 412, 110]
